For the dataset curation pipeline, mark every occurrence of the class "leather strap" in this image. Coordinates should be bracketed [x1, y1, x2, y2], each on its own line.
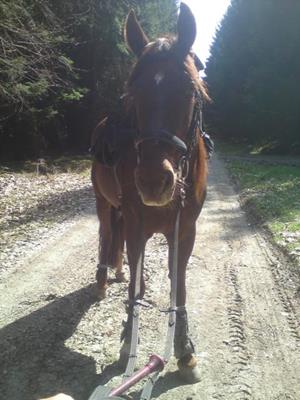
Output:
[135, 129, 187, 154]
[122, 221, 145, 381]
[140, 209, 181, 400]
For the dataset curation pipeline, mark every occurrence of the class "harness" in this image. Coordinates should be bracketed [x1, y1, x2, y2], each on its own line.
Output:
[121, 91, 210, 399]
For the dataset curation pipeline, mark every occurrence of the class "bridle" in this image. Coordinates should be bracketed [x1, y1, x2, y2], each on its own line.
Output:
[104, 86, 204, 202]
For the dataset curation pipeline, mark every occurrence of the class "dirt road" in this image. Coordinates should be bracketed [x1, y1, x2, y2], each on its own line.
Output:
[0, 156, 299, 400]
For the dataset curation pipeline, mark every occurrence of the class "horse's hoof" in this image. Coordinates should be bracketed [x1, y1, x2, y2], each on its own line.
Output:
[98, 288, 107, 300]
[94, 284, 107, 300]
[115, 271, 126, 283]
[178, 355, 201, 383]
[118, 342, 130, 369]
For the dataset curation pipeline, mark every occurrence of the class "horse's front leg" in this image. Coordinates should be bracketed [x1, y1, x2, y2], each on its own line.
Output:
[119, 219, 146, 369]
[95, 195, 112, 299]
[110, 207, 126, 283]
[168, 222, 201, 383]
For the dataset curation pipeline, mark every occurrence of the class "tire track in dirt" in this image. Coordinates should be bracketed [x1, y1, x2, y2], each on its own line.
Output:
[271, 262, 300, 343]
[257, 241, 300, 344]
[225, 261, 252, 400]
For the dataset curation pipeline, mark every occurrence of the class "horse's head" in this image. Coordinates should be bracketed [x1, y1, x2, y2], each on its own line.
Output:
[125, 4, 207, 207]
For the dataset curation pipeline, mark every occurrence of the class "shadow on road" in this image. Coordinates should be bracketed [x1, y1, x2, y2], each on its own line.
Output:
[140, 370, 191, 399]
[0, 284, 106, 400]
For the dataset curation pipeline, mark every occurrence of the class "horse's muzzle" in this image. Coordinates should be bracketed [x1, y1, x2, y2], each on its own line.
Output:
[135, 162, 176, 207]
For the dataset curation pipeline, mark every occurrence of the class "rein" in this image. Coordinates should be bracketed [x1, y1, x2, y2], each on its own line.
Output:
[140, 193, 185, 400]
[121, 163, 187, 400]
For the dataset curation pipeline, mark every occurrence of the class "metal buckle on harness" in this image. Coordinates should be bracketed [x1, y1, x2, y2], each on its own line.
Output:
[159, 306, 177, 314]
[178, 156, 189, 180]
[124, 299, 152, 308]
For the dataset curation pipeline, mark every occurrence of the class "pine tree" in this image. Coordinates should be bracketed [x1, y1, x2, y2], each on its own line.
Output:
[0, 0, 177, 159]
[205, 0, 300, 153]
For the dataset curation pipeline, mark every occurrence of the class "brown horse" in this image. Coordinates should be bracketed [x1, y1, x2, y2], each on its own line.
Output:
[91, 3, 209, 383]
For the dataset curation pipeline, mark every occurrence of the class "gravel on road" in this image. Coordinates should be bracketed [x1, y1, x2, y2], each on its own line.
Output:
[0, 156, 299, 400]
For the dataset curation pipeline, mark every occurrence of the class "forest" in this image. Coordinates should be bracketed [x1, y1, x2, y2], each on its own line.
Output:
[0, 0, 177, 160]
[205, 0, 300, 154]
[1, 0, 299, 159]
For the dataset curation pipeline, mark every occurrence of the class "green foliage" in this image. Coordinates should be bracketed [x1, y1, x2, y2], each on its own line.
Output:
[0, 0, 74, 107]
[205, 0, 300, 154]
[61, 88, 89, 102]
[0, 0, 177, 159]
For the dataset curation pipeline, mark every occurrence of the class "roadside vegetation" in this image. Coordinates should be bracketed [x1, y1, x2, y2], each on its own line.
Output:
[219, 143, 300, 265]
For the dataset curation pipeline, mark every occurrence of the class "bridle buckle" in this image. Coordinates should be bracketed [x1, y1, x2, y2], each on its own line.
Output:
[178, 156, 189, 180]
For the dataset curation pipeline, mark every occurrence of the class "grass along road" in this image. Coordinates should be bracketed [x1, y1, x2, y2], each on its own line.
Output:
[218, 145, 300, 267]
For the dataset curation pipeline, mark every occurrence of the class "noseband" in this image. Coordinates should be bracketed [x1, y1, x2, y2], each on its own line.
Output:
[134, 90, 203, 162]
[135, 129, 188, 154]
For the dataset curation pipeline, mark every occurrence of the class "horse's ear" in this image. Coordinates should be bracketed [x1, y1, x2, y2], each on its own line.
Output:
[176, 3, 197, 59]
[124, 10, 149, 57]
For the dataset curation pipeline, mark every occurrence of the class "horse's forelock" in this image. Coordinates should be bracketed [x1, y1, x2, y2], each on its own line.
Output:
[127, 37, 209, 101]
[127, 37, 174, 85]
[144, 37, 174, 53]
